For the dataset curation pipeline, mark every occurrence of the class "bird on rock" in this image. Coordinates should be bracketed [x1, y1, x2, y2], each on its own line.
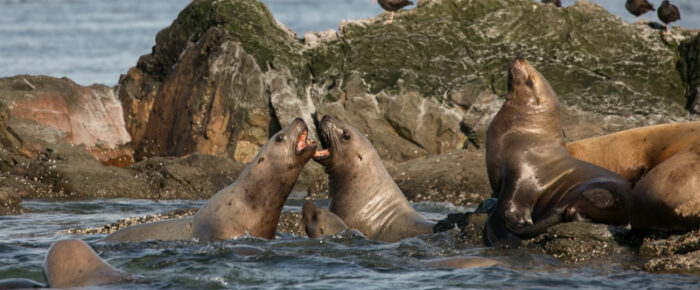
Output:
[658, 0, 680, 35]
[375, 0, 413, 24]
[625, 0, 655, 22]
[542, 0, 561, 7]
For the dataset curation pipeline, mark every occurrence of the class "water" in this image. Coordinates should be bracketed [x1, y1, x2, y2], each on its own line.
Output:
[1, 199, 699, 288]
[0, 0, 698, 86]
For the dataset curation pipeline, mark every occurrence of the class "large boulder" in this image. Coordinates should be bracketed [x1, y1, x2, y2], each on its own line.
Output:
[0, 76, 132, 166]
[117, 0, 306, 163]
[117, 0, 696, 166]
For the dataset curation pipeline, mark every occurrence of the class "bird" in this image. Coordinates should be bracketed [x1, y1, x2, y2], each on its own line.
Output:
[375, 0, 414, 24]
[625, 0, 655, 22]
[542, 0, 561, 7]
[658, 0, 680, 35]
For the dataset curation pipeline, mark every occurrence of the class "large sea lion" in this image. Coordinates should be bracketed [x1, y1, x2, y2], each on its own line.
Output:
[629, 139, 700, 231]
[484, 58, 630, 248]
[44, 239, 133, 288]
[313, 115, 435, 243]
[0, 239, 131, 289]
[566, 122, 700, 184]
[565, 122, 700, 232]
[105, 118, 317, 242]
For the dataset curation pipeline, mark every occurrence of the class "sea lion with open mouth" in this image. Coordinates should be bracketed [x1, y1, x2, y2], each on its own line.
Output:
[312, 115, 435, 243]
[104, 118, 317, 242]
[484, 58, 630, 248]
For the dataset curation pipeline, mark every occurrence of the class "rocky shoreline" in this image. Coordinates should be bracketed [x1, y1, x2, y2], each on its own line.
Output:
[1, 0, 699, 274]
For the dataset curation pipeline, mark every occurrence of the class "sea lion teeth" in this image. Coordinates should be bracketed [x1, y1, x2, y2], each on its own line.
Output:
[296, 129, 308, 153]
[313, 149, 330, 158]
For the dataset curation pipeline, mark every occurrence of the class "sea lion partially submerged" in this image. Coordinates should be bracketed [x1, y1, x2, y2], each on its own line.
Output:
[313, 115, 435, 243]
[105, 118, 317, 242]
[44, 239, 133, 288]
[302, 202, 352, 238]
[485, 58, 630, 247]
[0, 239, 133, 289]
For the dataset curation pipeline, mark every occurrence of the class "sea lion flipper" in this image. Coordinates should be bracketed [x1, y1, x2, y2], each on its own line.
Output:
[581, 188, 615, 209]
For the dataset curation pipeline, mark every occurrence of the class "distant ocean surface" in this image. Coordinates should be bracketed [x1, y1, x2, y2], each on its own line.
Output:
[0, 0, 698, 86]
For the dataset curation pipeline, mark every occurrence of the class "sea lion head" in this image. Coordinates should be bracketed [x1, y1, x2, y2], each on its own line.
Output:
[302, 202, 349, 238]
[312, 115, 377, 172]
[253, 118, 317, 172]
[506, 57, 559, 111]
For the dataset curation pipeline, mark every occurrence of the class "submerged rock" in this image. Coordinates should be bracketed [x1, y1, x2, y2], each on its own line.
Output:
[527, 222, 632, 264]
[639, 230, 700, 272]
[0, 186, 23, 215]
[65, 208, 305, 237]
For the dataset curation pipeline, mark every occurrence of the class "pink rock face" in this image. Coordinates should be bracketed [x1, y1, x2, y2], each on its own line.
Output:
[1, 76, 133, 166]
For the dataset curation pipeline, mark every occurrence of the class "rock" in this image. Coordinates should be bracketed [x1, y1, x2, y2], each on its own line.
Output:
[115, 0, 696, 167]
[386, 150, 491, 205]
[277, 211, 305, 236]
[118, 0, 307, 163]
[64, 208, 305, 236]
[63, 208, 199, 235]
[680, 32, 700, 115]
[20, 143, 152, 199]
[0, 186, 23, 215]
[0, 76, 133, 166]
[639, 229, 700, 259]
[315, 74, 429, 162]
[129, 153, 245, 199]
[527, 222, 631, 264]
[644, 250, 700, 272]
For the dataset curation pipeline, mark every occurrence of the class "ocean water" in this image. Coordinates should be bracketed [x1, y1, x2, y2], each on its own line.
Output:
[0, 0, 697, 86]
[1, 199, 699, 289]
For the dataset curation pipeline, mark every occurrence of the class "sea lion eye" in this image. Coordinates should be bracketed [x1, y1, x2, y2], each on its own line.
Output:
[342, 131, 350, 140]
[525, 76, 534, 88]
[276, 134, 285, 142]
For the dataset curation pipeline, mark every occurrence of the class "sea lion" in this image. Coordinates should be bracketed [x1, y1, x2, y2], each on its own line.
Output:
[566, 122, 700, 185]
[302, 202, 352, 238]
[423, 257, 500, 269]
[484, 58, 630, 248]
[629, 139, 700, 232]
[0, 278, 43, 289]
[105, 118, 317, 242]
[45, 239, 132, 288]
[313, 115, 435, 243]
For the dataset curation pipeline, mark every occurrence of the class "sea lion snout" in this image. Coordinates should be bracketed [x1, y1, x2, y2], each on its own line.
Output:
[313, 115, 340, 162]
[507, 58, 531, 93]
